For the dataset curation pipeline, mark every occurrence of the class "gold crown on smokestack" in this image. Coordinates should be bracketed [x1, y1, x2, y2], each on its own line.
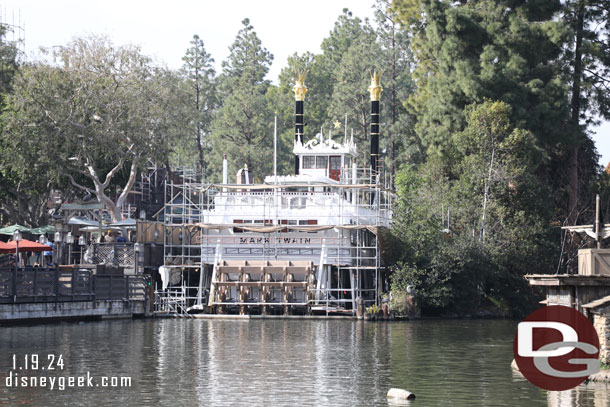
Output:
[368, 70, 383, 101]
[293, 70, 307, 101]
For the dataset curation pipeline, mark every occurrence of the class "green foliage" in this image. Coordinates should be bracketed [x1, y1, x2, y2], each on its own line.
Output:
[180, 34, 217, 174]
[374, 0, 419, 172]
[0, 25, 41, 226]
[390, 100, 554, 316]
[389, 291, 415, 316]
[2, 36, 182, 222]
[395, 0, 568, 153]
[366, 304, 381, 315]
[208, 19, 274, 182]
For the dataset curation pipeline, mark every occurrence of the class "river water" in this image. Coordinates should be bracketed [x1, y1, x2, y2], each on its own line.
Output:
[0, 318, 608, 406]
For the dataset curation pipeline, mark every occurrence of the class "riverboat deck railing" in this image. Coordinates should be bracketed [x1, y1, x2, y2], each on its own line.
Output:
[0, 267, 146, 304]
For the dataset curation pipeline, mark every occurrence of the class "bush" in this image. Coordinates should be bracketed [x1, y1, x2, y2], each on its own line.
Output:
[365, 304, 381, 315]
[390, 291, 418, 317]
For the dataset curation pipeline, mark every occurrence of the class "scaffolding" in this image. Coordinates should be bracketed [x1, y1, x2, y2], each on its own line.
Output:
[0, 7, 25, 62]
[155, 165, 393, 316]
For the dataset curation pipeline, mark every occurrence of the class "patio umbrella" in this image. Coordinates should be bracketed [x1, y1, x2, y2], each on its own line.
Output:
[67, 217, 100, 227]
[0, 225, 32, 235]
[29, 225, 55, 235]
[0, 239, 52, 253]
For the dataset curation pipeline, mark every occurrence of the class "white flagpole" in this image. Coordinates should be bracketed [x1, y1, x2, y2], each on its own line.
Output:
[344, 113, 347, 143]
[274, 115, 278, 184]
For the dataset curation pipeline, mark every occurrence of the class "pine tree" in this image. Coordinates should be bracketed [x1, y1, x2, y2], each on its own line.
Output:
[374, 0, 418, 177]
[394, 0, 567, 154]
[560, 1, 610, 225]
[324, 11, 381, 167]
[209, 19, 274, 182]
[181, 34, 216, 177]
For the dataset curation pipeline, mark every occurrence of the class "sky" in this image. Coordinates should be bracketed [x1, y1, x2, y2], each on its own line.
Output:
[1, 0, 608, 166]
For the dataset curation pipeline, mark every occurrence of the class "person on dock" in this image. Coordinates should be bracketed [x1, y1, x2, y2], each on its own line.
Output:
[44, 241, 53, 266]
[104, 231, 115, 243]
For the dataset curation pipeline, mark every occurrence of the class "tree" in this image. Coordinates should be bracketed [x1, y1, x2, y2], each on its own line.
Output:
[209, 19, 274, 182]
[181, 34, 217, 176]
[328, 31, 381, 166]
[393, 0, 567, 154]
[0, 24, 45, 227]
[4, 36, 180, 222]
[560, 1, 610, 225]
[390, 100, 555, 316]
[374, 0, 418, 174]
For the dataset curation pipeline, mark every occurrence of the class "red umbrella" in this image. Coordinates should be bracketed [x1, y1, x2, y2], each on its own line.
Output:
[0, 241, 11, 253]
[0, 239, 51, 253]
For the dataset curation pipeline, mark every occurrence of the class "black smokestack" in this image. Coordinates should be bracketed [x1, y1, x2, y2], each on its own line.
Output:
[368, 70, 382, 177]
[371, 100, 380, 174]
[293, 72, 307, 175]
[295, 100, 304, 174]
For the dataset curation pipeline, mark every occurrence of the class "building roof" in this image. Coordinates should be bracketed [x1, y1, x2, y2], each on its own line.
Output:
[583, 294, 610, 309]
[525, 274, 610, 286]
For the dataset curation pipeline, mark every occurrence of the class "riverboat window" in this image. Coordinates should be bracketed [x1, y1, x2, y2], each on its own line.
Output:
[290, 196, 306, 209]
[303, 156, 315, 169]
[316, 156, 327, 169]
[279, 219, 298, 233]
[299, 219, 318, 233]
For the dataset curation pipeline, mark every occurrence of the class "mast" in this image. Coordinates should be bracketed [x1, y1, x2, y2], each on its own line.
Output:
[293, 71, 307, 175]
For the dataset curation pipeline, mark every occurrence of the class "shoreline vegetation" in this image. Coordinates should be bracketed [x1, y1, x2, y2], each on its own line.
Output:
[0, 1, 608, 319]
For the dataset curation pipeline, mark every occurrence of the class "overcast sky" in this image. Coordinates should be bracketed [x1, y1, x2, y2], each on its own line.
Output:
[1, 0, 608, 166]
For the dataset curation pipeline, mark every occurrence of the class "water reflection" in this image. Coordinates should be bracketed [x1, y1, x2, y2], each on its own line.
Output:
[546, 384, 610, 407]
[0, 319, 608, 406]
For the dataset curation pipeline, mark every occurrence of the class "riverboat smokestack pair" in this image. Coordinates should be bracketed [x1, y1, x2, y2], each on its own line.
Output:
[291, 70, 381, 177]
[293, 71, 307, 175]
[368, 70, 382, 177]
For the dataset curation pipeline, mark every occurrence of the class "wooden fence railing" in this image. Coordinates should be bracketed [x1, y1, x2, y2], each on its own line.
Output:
[0, 267, 146, 304]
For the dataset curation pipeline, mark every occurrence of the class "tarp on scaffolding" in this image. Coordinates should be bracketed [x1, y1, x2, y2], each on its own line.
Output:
[203, 183, 395, 193]
[194, 223, 380, 234]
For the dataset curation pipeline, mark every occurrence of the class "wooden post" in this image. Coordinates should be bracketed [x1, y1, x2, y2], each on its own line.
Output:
[239, 267, 246, 315]
[54, 266, 60, 300]
[89, 269, 94, 302]
[33, 268, 38, 301]
[12, 267, 16, 303]
[71, 266, 76, 300]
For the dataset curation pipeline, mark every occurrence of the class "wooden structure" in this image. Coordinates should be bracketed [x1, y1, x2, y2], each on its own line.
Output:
[209, 260, 314, 315]
[526, 195, 610, 362]
[578, 249, 610, 276]
[526, 274, 610, 314]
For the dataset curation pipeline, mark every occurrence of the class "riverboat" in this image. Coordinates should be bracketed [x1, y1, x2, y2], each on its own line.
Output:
[156, 71, 393, 316]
